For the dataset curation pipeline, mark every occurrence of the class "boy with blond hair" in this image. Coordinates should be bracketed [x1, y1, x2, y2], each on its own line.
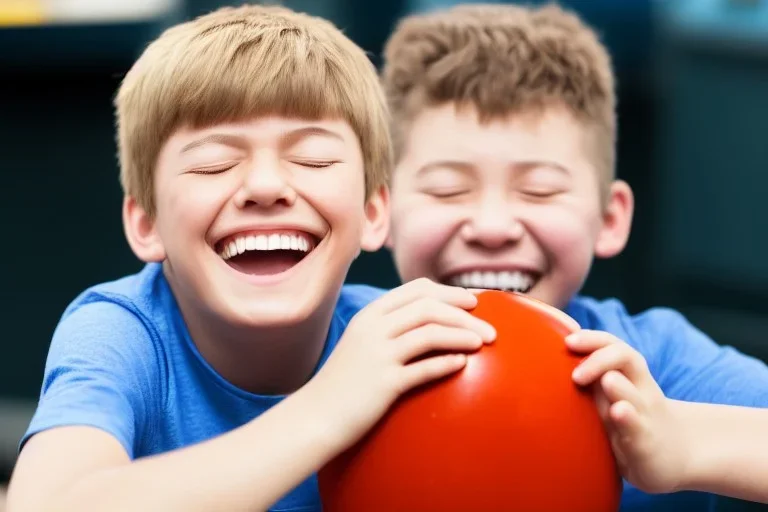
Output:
[381, 3, 768, 510]
[6, 5, 497, 511]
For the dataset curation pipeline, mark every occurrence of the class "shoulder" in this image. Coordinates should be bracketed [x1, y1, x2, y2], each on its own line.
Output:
[50, 300, 155, 365]
[565, 295, 691, 346]
[26, 265, 172, 457]
[47, 263, 171, 389]
[57, 263, 172, 342]
[335, 283, 388, 323]
[565, 296, 768, 404]
[63, 263, 167, 320]
[565, 295, 703, 379]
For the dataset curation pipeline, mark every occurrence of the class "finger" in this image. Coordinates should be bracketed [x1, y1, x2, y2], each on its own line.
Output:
[368, 278, 478, 315]
[592, 384, 612, 422]
[565, 329, 621, 354]
[385, 297, 496, 341]
[600, 370, 646, 412]
[609, 400, 645, 443]
[572, 343, 649, 387]
[398, 353, 468, 391]
[396, 324, 484, 363]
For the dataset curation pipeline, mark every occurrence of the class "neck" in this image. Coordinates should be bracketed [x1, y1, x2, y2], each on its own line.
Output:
[190, 311, 332, 395]
[166, 281, 335, 397]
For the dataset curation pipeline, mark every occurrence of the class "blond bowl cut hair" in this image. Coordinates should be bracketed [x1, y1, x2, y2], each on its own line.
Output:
[116, 4, 392, 216]
[381, 3, 617, 192]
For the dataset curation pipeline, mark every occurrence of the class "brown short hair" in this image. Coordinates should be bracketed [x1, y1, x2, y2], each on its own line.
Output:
[116, 4, 392, 216]
[381, 3, 616, 188]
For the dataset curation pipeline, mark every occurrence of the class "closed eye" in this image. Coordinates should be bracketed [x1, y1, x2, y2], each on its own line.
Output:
[423, 188, 470, 199]
[293, 160, 338, 169]
[184, 164, 238, 175]
[523, 188, 560, 197]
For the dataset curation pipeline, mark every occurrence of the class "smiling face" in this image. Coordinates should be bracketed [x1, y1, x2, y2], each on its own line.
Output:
[124, 116, 388, 330]
[388, 103, 632, 310]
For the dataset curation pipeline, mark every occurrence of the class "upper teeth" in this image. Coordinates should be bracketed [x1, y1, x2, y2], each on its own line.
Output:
[449, 271, 535, 292]
[220, 233, 312, 260]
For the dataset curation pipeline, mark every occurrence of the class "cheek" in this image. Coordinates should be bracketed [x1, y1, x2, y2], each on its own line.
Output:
[160, 179, 230, 241]
[298, 168, 366, 229]
[390, 199, 464, 279]
[526, 203, 599, 267]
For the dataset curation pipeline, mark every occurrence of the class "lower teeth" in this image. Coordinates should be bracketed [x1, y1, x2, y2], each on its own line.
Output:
[494, 285, 531, 293]
[450, 277, 534, 292]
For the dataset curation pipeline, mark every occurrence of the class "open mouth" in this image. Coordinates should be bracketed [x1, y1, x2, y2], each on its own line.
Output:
[216, 231, 320, 276]
[444, 270, 539, 294]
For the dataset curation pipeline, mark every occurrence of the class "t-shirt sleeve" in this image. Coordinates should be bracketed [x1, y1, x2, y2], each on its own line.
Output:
[630, 307, 768, 407]
[21, 300, 160, 459]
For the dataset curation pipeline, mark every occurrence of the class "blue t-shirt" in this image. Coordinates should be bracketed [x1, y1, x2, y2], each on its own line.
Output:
[22, 263, 385, 511]
[23, 265, 768, 511]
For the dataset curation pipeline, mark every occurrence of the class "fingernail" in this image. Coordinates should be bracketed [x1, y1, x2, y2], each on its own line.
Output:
[565, 333, 578, 345]
[572, 366, 584, 382]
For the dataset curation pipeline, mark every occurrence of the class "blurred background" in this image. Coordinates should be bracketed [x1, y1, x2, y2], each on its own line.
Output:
[1, 0, 767, 509]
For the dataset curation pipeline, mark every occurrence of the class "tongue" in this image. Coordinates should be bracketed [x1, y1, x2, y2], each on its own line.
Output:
[226, 250, 304, 276]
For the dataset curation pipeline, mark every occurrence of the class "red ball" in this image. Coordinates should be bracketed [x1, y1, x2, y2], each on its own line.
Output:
[318, 290, 622, 512]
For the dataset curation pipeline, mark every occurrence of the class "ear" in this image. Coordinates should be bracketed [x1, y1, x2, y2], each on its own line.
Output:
[360, 184, 391, 252]
[384, 230, 394, 250]
[594, 180, 634, 259]
[122, 196, 166, 262]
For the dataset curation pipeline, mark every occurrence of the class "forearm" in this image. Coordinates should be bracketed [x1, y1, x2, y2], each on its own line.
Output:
[674, 399, 768, 503]
[44, 387, 339, 512]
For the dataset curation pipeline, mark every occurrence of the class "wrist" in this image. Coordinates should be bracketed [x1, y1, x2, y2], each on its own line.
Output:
[287, 381, 348, 460]
[666, 399, 699, 492]
[667, 399, 727, 494]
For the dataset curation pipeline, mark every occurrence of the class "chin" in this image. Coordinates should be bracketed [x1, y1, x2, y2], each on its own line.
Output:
[221, 293, 324, 329]
[526, 287, 574, 311]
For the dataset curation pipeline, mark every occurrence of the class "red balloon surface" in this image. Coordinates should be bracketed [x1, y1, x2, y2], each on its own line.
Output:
[318, 290, 622, 512]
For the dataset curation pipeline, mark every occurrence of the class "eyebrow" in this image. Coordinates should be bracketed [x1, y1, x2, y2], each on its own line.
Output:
[179, 126, 345, 154]
[416, 159, 572, 177]
[280, 126, 345, 148]
[416, 160, 474, 177]
[514, 160, 572, 175]
[180, 133, 250, 154]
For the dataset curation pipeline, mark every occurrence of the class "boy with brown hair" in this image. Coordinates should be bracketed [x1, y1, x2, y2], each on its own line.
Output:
[6, 5, 497, 511]
[381, 3, 768, 510]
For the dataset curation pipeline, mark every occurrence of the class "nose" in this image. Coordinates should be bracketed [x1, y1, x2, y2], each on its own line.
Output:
[233, 156, 297, 209]
[460, 194, 524, 249]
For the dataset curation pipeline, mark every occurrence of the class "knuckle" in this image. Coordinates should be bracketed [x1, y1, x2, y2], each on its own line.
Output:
[609, 344, 628, 362]
[399, 367, 422, 395]
[602, 370, 618, 387]
[420, 323, 443, 339]
[627, 348, 647, 369]
[408, 330, 437, 353]
[413, 297, 438, 318]
[386, 368, 405, 395]
[411, 277, 435, 292]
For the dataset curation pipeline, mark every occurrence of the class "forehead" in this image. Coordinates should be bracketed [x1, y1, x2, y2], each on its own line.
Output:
[398, 103, 594, 177]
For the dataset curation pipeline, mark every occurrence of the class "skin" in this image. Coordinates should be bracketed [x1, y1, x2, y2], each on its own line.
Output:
[388, 103, 633, 310]
[387, 102, 768, 504]
[7, 116, 497, 512]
